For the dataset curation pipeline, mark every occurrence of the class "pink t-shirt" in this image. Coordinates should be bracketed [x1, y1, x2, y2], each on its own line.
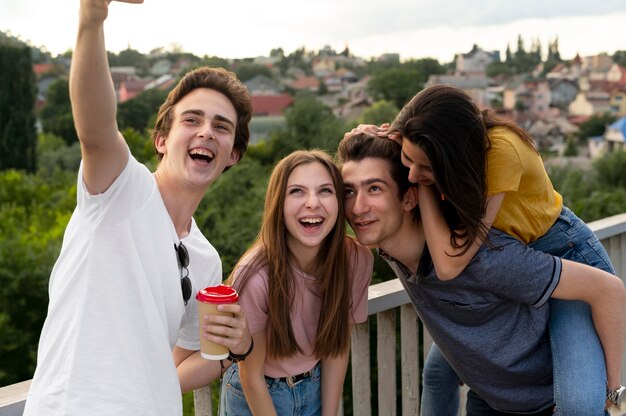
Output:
[233, 237, 373, 377]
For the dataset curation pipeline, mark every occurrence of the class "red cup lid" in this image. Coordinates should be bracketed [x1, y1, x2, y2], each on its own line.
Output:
[196, 284, 239, 303]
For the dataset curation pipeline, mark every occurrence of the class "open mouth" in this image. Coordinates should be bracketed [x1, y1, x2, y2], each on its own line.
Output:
[300, 217, 324, 229]
[189, 148, 215, 164]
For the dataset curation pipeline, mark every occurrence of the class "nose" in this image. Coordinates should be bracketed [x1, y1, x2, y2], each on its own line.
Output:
[305, 192, 319, 209]
[350, 192, 369, 216]
[197, 123, 215, 140]
[407, 166, 419, 184]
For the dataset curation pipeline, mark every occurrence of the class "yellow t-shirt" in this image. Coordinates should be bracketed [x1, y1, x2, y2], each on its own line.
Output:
[486, 126, 563, 244]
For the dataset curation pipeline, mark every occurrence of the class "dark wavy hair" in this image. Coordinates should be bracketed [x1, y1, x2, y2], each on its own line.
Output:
[390, 84, 537, 253]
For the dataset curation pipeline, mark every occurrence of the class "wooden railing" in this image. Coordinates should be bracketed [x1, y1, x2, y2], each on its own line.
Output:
[2, 213, 626, 416]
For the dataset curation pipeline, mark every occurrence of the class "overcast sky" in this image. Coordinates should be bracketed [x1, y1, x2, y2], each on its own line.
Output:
[1, 0, 625, 63]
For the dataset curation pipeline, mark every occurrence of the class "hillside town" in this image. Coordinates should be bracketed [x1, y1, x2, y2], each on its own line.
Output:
[25, 39, 626, 159]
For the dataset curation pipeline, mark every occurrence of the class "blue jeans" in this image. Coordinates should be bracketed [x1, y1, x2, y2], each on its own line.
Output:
[219, 362, 322, 416]
[421, 206, 615, 416]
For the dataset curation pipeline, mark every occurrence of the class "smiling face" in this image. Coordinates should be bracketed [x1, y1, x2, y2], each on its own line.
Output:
[342, 157, 413, 249]
[401, 138, 435, 186]
[283, 161, 339, 258]
[154, 88, 239, 189]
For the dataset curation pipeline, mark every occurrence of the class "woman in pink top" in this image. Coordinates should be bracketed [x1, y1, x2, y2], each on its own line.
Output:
[219, 150, 373, 416]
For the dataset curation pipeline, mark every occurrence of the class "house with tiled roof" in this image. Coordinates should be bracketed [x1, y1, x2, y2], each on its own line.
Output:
[245, 74, 283, 95]
[250, 94, 293, 116]
[425, 75, 491, 108]
[548, 79, 578, 110]
[118, 78, 153, 103]
[289, 75, 319, 92]
[609, 84, 626, 116]
[603, 117, 626, 153]
[455, 44, 500, 77]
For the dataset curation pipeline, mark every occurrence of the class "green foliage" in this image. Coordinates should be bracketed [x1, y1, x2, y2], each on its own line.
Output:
[592, 150, 626, 189]
[263, 94, 347, 163]
[366, 59, 445, 108]
[196, 158, 270, 276]
[562, 137, 579, 157]
[121, 127, 157, 169]
[548, 150, 626, 222]
[233, 62, 273, 82]
[117, 88, 169, 132]
[358, 100, 399, 126]
[36, 133, 81, 175]
[0, 44, 37, 172]
[0, 169, 76, 385]
[577, 113, 617, 140]
[613, 50, 626, 67]
[40, 78, 77, 145]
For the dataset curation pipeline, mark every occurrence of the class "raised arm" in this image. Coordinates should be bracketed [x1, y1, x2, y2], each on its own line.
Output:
[418, 184, 504, 280]
[70, 0, 142, 194]
[552, 261, 626, 394]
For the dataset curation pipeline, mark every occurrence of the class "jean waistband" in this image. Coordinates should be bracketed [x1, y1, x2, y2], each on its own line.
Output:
[264, 363, 319, 388]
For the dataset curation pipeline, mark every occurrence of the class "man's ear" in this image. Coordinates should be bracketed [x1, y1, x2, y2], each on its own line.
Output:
[154, 133, 167, 155]
[226, 148, 240, 167]
[402, 186, 419, 212]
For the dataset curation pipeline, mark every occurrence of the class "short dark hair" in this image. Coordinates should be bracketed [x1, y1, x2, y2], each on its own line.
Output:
[336, 131, 414, 201]
[151, 67, 252, 166]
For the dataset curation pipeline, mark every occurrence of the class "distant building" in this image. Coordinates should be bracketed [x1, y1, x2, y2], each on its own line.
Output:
[245, 74, 283, 95]
[603, 116, 626, 153]
[250, 94, 293, 116]
[425, 75, 490, 108]
[455, 44, 500, 77]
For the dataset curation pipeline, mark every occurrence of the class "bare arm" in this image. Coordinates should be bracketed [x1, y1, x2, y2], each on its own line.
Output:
[552, 260, 626, 390]
[174, 346, 225, 393]
[238, 331, 277, 416]
[418, 184, 504, 280]
[175, 303, 251, 392]
[321, 339, 351, 415]
[70, 0, 142, 194]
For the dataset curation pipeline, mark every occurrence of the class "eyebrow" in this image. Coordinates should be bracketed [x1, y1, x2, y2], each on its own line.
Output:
[401, 150, 413, 163]
[288, 182, 336, 189]
[179, 109, 236, 128]
[344, 178, 389, 188]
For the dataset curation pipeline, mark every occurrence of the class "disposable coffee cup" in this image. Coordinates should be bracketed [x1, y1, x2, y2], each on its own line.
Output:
[196, 284, 239, 360]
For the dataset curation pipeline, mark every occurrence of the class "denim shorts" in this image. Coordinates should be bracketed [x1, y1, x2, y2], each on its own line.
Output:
[220, 362, 322, 416]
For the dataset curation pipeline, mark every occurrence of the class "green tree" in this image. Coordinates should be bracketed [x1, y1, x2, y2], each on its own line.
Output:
[196, 157, 270, 275]
[577, 113, 617, 140]
[592, 150, 626, 189]
[358, 100, 399, 126]
[367, 66, 423, 108]
[562, 137, 579, 156]
[117, 88, 169, 132]
[233, 62, 273, 82]
[613, 50, 626, 67]
[0, 169, 76, 385]
[263, 93, 347, 162]
[0, 44, 37, 172]
[40, 78, 77, 145]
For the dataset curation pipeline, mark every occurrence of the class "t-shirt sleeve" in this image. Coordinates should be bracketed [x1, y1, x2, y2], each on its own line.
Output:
[472, 232, 562, 307]
[233, 267, 270, 335]
[348, 239, 374, 323]
[486, 132, 523, 195]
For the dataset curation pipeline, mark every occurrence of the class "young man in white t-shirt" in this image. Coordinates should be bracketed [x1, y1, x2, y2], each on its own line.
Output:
[24, 1, 254, 414]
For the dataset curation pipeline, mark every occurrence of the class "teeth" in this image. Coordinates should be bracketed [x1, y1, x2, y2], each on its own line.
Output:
[301, 218, 322, 224]
[189, 148, 214, 158]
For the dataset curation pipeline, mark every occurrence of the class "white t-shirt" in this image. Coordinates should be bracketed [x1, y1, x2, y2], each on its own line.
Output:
[24, 153, 221, 416]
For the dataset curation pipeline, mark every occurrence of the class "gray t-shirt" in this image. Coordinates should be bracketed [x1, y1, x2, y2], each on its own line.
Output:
[381, 230, 561, 413]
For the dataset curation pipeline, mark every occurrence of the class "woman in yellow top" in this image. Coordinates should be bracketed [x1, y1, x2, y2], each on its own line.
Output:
[386, 84, 618, 415]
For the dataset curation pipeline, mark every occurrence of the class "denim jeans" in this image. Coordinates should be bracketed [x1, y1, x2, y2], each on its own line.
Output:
[420, 206, 614, 416]
[219, 362, 322, 416]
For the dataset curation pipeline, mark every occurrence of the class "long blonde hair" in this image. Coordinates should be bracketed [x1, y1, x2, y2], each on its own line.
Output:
[228, 150, 351, 359]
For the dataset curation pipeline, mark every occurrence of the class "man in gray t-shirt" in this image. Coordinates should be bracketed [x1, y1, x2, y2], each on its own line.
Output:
[337, 132, 625, 415]
[380, 229, 560, 412]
